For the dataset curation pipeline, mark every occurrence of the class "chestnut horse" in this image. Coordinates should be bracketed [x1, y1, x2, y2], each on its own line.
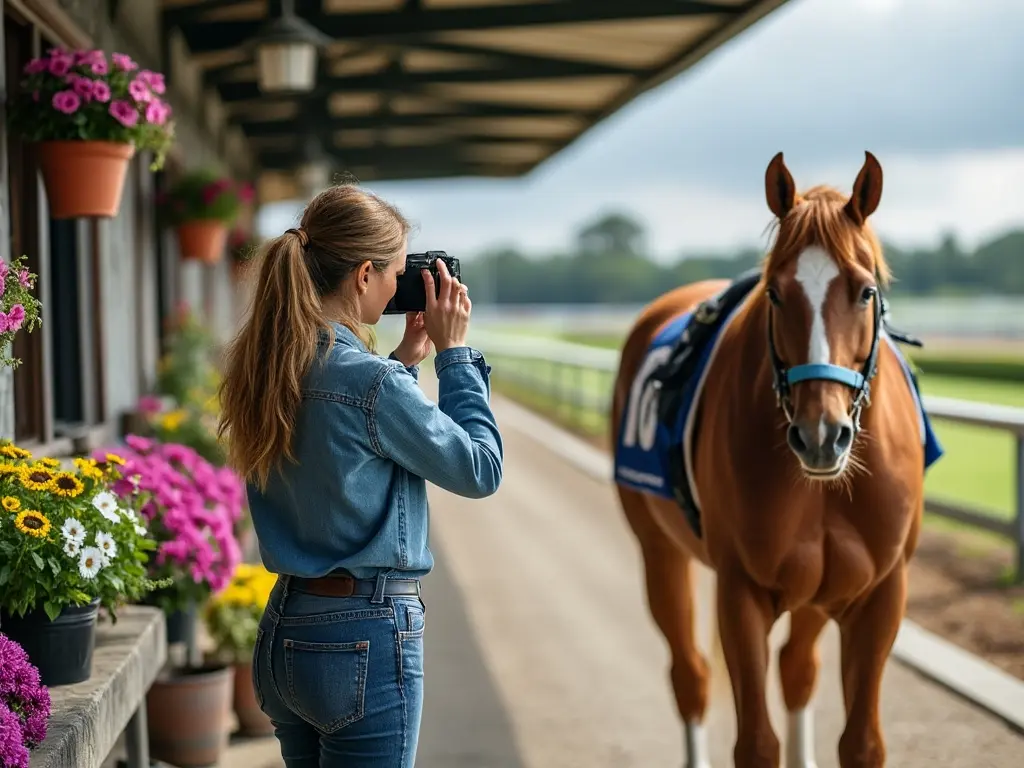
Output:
[611, 152, 939, 767]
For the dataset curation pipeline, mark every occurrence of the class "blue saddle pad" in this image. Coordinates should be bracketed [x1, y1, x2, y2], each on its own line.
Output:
[613, 297, 944, 514]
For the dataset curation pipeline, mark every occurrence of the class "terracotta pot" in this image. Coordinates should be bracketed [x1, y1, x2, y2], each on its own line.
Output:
[146, 663, 235, 767]
[36, 140, 135, 219]
[232, 660, 275, 736]
[176, 220, 229, 264]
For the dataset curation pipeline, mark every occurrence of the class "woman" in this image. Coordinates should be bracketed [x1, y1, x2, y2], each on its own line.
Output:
[217, 183, 503, 767]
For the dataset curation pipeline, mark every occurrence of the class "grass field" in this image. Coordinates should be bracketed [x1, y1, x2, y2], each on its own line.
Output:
[484, 330, 1023, 523]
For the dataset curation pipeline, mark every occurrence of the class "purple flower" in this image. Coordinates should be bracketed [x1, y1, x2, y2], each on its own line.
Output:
[51, 90, 81, 115]
[108, 99, 139, 128]
[0, 705, 29, 768]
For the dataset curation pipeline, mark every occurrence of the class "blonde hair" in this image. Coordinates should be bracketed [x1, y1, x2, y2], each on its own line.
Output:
[217, 183, 410, 490]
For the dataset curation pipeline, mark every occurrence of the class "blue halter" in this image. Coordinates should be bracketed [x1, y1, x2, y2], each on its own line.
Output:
[767, 285, 883, 433]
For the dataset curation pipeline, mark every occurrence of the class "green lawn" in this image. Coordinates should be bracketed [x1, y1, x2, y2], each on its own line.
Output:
[486, 332, 1023, 522]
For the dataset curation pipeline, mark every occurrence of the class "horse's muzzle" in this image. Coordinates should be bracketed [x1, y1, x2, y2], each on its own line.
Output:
[786, 417, 854, 475]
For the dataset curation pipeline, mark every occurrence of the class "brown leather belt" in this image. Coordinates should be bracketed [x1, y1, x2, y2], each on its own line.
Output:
[290, 574, 421, 599]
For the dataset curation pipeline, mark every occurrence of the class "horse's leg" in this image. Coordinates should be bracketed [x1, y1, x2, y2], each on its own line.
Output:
[616, 486, 711, 768]
[717, 569, 779, 768]
[779, 606, 829, 768]
[836, 564, 906, 767]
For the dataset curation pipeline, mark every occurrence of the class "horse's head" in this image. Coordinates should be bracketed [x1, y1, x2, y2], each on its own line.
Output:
[761, 151, 888, 480]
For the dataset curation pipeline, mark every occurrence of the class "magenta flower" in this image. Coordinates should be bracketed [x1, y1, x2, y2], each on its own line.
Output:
[0, 632, 51, 765]
[145, 100, 169, 126]
[138, 394, 163, 416]
[91, 80, 111, 103]
[90, 58, 108, 75]
[139, 70, 166, 95]
[22, 58, 46, 75]
[112, 53, 137, 71]
[109, 99, 139, 128]
[71, 77, 95, 102]
[6, 305, 25, 333]
[17, 269, 30, 289]
[47, 56, 71, 76]
[51, 90, 81, 114]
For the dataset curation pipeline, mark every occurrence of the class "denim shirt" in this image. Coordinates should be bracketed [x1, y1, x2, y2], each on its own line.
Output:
[246, 322, 503, 580]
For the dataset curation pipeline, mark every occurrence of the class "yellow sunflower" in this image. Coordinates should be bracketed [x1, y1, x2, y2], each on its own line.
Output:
[19, 466, 55, 492]
[36, 457, 61, 468]
[14, 509, 51, 538]
[73, 458, 104, 482]
[0, 444, 31, 460]
[104, 453, 126, 466]
[2, 496, 20, 511]
[0, 462, 21, 476]
[51, 472, 85, 498]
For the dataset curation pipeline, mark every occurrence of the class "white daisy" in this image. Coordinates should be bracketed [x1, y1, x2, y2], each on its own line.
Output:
[63, 538, 81, 558]
[78, 546, 103, 579]
[61, 517, 86, 544]
[92, 491, 121, 524]
[120, 507, 138, 522]
[95, 531, 117, 564]
[134, 524, 147, 537]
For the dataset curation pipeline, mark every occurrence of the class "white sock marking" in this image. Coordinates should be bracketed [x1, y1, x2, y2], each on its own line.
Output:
[786, 707, 819, 768]
[684, 720, 711, 768]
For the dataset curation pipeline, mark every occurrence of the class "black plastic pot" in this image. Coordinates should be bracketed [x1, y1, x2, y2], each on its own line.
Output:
[0, 598, 100, 686]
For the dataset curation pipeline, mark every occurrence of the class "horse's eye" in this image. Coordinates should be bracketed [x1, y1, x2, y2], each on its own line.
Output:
[860, 286, 877, 305]
[766, 287, 782, 307]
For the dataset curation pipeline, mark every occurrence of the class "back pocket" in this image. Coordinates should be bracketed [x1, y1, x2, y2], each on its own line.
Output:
[284, 638, 369, 733]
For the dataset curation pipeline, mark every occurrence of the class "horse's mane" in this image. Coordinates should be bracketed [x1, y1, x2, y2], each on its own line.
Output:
[763, 185, 891, 287]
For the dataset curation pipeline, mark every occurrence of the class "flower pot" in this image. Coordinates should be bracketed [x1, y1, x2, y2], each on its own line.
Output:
[232, 660, 275, 736]
[35, 140, 135, 219]
[0, 598, 100, 686]
[139, 591, 197, 646]
[176, 220, 229, 264]
[146, 663, 235, 767]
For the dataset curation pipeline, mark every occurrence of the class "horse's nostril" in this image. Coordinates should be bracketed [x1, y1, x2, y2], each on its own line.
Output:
[835, 423, 854, 453]
[787, 424, 807, 454]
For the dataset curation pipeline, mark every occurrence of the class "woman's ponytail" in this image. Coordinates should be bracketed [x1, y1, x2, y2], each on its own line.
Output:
[217, 183, 409, 490]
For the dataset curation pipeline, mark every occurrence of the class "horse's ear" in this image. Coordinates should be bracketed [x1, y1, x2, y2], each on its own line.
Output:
[765, 152, 796, 219]
[844, 151, 883, 226]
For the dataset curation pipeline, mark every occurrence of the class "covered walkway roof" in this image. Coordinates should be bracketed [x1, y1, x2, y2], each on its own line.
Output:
[161, 0, 789, 200]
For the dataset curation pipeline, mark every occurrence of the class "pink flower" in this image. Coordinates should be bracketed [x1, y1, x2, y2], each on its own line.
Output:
[108, 99, 138, 127]
[145, 99, 169, 126]
[47, 56, 72, 76]
[23, 58, 46, 75]
[0, 313, 9, 334]
[51, 90, 80, 114]
[90, 58, 108, 75]
[137, 395, 162, 416]
[125, 434, 154, 454]
[17, 269, 30, 289]
[139, 70, 166, 95]
[6, 306, 25, 333]
[92, 81, 111, 102]
[112, 53, 137, 71]
[128, 76, 150, 103]
[238, 183, 255, 203]
[71, 77, 95, 101]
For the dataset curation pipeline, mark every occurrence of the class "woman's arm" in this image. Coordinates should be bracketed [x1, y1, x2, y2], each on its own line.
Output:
[371, 346, 503, 498]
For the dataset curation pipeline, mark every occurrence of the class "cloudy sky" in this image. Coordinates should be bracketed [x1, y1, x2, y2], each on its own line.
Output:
[259, 0, 1024, 263]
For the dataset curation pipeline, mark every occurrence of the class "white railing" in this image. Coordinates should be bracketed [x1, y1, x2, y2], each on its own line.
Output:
[471, 332, 1024, 583]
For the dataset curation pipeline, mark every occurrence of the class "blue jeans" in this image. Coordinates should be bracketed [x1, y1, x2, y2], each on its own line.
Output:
[253, 575, 425, 767]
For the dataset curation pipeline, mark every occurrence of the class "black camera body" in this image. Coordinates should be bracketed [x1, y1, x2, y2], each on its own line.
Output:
[383, 250, 462, 315]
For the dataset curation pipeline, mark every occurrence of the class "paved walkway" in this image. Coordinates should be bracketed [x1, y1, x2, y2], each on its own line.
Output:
[209, 380, 1022, 767]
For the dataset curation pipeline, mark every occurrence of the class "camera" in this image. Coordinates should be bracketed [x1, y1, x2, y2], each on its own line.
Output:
[383, 250, 462, 315]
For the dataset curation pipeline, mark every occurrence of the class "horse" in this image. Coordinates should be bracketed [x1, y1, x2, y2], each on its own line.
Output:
[610, 152, 942, 768]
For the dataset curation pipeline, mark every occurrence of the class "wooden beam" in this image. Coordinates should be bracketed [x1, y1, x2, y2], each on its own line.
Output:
[175, 0, 742, 52]
[216, 60, 640, 101]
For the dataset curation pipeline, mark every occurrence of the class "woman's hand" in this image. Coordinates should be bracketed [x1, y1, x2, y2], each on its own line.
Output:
[391, 312, 432, 368]
[423, 258, 470, 353]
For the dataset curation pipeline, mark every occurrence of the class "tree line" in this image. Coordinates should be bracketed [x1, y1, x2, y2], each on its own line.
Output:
[465, 212, 1024, 305]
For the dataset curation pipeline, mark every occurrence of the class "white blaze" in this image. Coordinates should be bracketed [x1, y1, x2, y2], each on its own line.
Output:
[794, 245, 840, 368]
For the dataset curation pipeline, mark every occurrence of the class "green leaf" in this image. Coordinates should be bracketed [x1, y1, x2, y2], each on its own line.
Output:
[30, 551, 45, 571]
[0, 564, 10, 585]
[48, 557, 61, 576]
[43, 599, 60, 622]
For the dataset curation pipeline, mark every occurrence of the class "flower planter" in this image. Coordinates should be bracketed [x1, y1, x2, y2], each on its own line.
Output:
[36, 140, 135, 219]
[0, 598, 100, 686]
[176, 220, 229, 264]
[232, 660, 275, 736]
[146, 663, 235, 767]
